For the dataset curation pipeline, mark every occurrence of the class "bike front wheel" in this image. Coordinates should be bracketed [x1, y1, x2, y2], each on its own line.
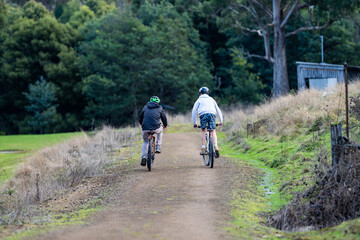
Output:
[208, 136, 214, 168]
[202, 132, 210, 166]
[147, 137, 155, 171]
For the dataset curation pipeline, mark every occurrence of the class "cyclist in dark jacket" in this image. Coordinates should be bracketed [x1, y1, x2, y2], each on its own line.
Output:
[139, 96, 168, 166]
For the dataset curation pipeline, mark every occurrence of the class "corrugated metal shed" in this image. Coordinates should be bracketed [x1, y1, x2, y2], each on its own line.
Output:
[297, 62, 345, 91]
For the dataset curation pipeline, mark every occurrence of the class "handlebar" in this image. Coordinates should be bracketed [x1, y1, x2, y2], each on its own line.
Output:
[196, 123, 220, 128]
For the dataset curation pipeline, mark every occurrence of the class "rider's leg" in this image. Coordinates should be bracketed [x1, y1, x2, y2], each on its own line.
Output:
[200, 127, 207, 155]
[201, 128, 207, 146]
[212, 130, 218, 146]
[155, 126, 163, 147]
[155, 126, 163, 153]
[210, 129, 220, 158]
[141, 131, 150, 159]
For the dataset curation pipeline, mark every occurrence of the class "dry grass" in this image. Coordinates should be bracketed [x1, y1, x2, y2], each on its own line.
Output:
[167, 112, 192, 126]
[225, 81, 360, 136]
[269, 145, 360, 231]
[0, 126, 137, 223]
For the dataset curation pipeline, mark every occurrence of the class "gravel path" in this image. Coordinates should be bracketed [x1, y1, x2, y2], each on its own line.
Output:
[37, 131, 244, 240]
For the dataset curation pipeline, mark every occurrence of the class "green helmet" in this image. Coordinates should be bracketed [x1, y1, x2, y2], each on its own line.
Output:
[150, 96, 160, 103]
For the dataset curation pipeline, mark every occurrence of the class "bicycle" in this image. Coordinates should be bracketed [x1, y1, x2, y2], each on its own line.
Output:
[198, 124, 219, 168]
[147, 133, 156, 171]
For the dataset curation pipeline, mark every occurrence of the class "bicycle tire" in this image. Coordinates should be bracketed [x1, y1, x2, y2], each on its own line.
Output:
[147, 136, 154, 171]
[202, 132, 210, 166]
[208, 134, 214, 168]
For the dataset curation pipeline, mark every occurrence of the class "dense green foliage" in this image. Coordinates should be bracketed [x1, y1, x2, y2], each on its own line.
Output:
[1, 0, 360, 133]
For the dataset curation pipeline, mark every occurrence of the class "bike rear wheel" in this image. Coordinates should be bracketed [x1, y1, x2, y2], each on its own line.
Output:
[208, 134, 214, 168]
[147, 136, 155, 171]
[202, 132, 210, 166]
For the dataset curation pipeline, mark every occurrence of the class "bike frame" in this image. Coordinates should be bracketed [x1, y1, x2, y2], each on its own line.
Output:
[198, 124, 218, 168]
[147, 133, 156, 171]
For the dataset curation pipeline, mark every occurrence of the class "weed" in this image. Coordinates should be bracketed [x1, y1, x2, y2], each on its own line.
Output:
[0, 126, 137, 224]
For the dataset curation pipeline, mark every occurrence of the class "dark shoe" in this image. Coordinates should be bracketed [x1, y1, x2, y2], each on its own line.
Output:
[155, 145, 161, 154]
[214, 146, 220, 158]
[141, 158, 146, 166]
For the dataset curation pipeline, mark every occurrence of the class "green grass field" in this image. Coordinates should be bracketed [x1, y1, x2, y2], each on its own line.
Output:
[0, 132, 83, 181]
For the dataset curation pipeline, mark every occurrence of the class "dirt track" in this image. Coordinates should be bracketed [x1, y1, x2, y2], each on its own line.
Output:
[37, 131, 242, 240]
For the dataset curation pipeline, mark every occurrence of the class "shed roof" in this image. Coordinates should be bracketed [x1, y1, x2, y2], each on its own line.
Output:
[296, 61, 344, 71]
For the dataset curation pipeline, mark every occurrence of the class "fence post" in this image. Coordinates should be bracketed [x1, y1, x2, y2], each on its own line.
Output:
[331, 124, 343, 166]
[246, 123, 253, 138]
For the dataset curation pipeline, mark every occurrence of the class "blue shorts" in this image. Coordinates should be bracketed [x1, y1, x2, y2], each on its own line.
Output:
[200, 113, 216, 130]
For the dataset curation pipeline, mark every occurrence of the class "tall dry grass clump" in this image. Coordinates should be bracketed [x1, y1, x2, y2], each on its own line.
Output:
[0, 126, 137, 223]
[225, 81, 360, 136]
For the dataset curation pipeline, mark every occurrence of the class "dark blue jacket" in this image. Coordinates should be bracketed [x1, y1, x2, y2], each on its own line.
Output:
[139, 102, 168, 130]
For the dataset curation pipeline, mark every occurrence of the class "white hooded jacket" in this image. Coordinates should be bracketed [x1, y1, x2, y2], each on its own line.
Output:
[191, 94, 223, 124]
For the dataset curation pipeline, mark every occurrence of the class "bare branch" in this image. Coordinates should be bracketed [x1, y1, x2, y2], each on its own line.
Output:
[234, 4, 258, 21]
[251, 0, 272, 18]
[244, 51, 275, 63]
[308, 6, 313, 26]
[235, 21, 263, 36]
[233, 3, 265, 32]
[239, 39, 274, 64]
[282, 2, 292, 13]
[281, 0, 299, 29]
[285, 19, 334, 38]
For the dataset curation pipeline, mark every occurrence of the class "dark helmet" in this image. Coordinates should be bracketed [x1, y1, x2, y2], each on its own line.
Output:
[150, 96, 160, 103]
[199, 86, 209, 94]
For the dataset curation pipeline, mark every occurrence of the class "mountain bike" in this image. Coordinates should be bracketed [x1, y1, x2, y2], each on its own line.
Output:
[147, 133, 156, 171]
[198, 124, 219, 168]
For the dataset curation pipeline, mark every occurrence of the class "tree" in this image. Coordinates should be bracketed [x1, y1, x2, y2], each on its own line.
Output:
[0, 0, 5, 28]
[137, 1, 213, 112]
[1, 0, 82, 133]
[78, 7, 212, 127]
[68, 5, 95, 29]
[227, 49, 264, 103]
[58, 0, 81, 23]
[23, 77, 58, 134]
[223, 0, 360, 97]
[78, 12, 151, 126]
[85, 0, 116, 17]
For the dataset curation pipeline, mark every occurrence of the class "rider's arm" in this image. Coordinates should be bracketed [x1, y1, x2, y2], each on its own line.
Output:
[160, 109, 168, 128]
[214, 100, 223, 123]
[191, 100, 200, 124]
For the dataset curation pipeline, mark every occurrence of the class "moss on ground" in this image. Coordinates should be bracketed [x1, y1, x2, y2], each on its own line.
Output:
[219, 129, 360, 239]
[1, 201, 101, 240]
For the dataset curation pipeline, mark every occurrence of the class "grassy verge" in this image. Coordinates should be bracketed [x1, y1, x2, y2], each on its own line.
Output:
[0, 132, 83, 181]
[219, 129, 360, 239]
[0, 128, 141, 239]
[219, 129, 329, 209]
[0, 200, 102, 240]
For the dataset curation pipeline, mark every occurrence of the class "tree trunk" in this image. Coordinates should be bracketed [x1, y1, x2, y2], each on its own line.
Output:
[273, 0, 289, 97]
[131, 81, 138, 125]
[273, 29, 289, 96]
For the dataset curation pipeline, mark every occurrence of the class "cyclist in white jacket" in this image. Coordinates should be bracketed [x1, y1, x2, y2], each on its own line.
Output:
[192, 87, 223, 157]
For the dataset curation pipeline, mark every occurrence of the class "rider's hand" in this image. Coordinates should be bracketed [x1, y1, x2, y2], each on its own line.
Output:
[193, 124, 198, 128]
[218, 123, 222, 126]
